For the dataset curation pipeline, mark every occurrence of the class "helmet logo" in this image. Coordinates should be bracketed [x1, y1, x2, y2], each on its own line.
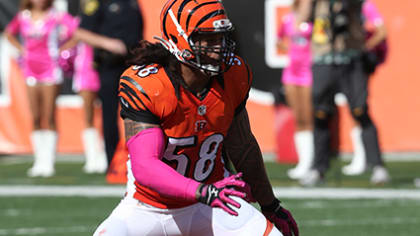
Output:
[213, 19, 232, 29]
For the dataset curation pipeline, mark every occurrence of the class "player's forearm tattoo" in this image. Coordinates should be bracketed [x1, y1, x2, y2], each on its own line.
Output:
[124, 119, 159, 141]
[224, 110, 276, 206]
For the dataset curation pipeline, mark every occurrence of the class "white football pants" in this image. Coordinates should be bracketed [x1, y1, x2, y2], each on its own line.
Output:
[93, 196, 282, 236]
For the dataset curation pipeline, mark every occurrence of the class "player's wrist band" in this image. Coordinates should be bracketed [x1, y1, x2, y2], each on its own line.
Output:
[196, 183, 205, 200]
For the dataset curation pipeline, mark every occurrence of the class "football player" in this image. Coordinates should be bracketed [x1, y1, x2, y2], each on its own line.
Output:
[93, 0, 298, 235]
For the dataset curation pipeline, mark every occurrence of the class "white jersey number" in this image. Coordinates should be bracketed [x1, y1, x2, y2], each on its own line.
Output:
[163, 134, 224, 181]
[133, 65, 158, 78]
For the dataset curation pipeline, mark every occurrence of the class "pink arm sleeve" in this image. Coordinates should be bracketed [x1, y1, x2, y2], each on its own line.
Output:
[6, 14, 20, 35]
[362, 1, 384, 26]
[127, 127, 201, 202]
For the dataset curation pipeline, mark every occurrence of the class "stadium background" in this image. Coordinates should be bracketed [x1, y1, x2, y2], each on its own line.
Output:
[0, 0, 419, 157]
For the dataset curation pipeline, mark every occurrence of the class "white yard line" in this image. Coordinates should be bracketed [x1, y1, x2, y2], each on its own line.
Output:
[301, 217, 420, 227]
[272, 187, 420, 199]
[0, 155, 85, 165]
[0, 226, 90, 235]
[295, 199, 420, 209]
[0, 185, 125, 197]
[1, 185, 420, 199]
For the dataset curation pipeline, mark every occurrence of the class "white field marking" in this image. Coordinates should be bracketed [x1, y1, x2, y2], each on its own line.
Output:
[262, 151, 420, 162]
[293, 199, 420, 209]
[301, 217, 420, 227]
[0, 158, 30, 165]
[273, 187, 420, 199]
[339, 152, 420, 162]
[0, 185, 125, 197]
[0, 226, 91, 235]
[1, 209, 26, 217]
[0, 155, 85, 165]
[1, 186, 420, 199]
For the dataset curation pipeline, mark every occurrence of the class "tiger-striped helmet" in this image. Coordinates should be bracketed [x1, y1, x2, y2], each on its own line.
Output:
[157, 0, 236, 74]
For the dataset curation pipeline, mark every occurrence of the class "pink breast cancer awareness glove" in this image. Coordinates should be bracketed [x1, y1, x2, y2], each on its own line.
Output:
[261, 199, 299, 236]
[197, 173, 246, 216]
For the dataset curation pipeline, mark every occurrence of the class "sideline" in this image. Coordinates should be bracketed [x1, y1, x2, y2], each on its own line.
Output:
[1, 185, 420, 199]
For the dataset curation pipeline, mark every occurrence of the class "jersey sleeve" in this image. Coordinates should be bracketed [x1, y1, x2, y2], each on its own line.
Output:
[225, 56, 253, 115]
[119, 65, 176, 124]
[5, 13, 21, 35]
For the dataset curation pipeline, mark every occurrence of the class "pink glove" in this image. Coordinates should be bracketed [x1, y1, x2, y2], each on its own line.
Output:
[198, 173, 246, 216]
[261, 199, 299, 236]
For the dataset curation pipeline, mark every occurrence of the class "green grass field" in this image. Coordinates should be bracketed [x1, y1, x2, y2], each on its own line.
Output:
[1, 154, 419, 236]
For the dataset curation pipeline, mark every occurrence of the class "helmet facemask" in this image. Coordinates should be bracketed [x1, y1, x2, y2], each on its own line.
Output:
[187, 30, 236, 76]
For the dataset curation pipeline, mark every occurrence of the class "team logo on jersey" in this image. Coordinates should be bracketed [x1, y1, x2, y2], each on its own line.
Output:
[197, 105, 207, 116]
[195, 120, 207, 132]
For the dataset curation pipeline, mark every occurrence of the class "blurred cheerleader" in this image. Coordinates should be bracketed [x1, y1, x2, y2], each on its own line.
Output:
[5, 0, 78, 177]
[277, 0, 314, 179]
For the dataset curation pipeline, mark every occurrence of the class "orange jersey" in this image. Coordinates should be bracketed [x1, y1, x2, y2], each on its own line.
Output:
[119, 56, 252, 209]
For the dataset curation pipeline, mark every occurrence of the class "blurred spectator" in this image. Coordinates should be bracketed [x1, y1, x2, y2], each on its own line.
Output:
[4, 0, 78, 177]
[277, 0, 314, 180]
[71, 0, 143, 166]
[342, 0, 388, 176]
[299, 0, 390, 186]
[60, 1, 108, 174]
